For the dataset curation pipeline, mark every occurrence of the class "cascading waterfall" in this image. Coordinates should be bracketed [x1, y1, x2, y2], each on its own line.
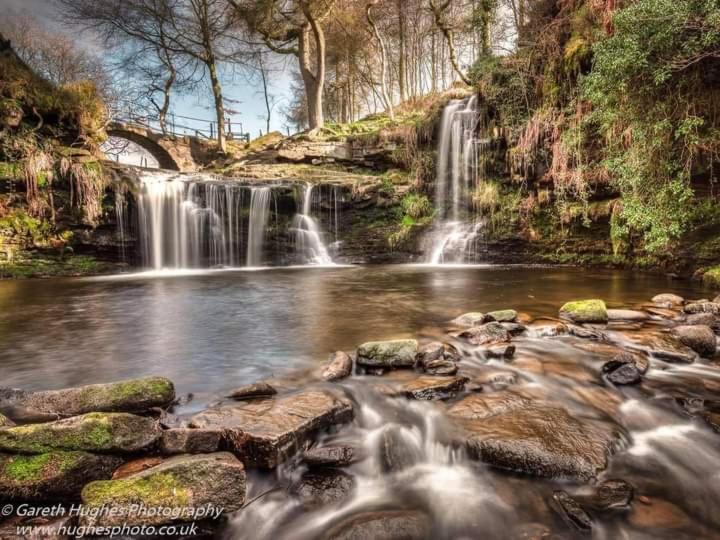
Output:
[246, 187, 271, 267]
[428, 95, 487, 264]
[291, 184, 334, 265]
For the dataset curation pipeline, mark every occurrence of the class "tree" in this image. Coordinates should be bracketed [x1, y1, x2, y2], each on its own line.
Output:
[366, 0, 393, 118]
[230, 0, 337, 130]
[429, 0, 472, 85]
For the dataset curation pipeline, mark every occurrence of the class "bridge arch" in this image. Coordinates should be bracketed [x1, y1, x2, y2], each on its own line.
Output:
[107, 127, 181, 171]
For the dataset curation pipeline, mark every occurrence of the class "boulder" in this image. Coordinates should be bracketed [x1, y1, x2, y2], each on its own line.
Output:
[451, 312, 488, 327]
[686, 312, 719, 329]
[607, 309, 649, 322]
[456, 322, 511, 346]
[322, 352, 353, 381]
[0, 377, 175, 422]
[159, 428, 222, 455]
[447, 394, 621, 481]
[559, 300, 608, 324]
[189, 390, 353, 468]
[602, 359, 642, 385]
[0, 451, 122, 500]
[612, 351, 649, 374]
[651, 293, 684, 307]
[304, 445, 358, 468]
[551, 491, 593, 532]
[0, 413, 161, 454]
[417, 341, 460, 365]
[486, 309, 518, 323]
[227, 382, 277, 400]
[683, 301, 720, 315]
[423, 359, 458, 376]
[672, 325, 716, 357]
[395, 376, 468, 400]
[356, 340, 418, 369]
[81, 453, 246, 527]
[291, 470, 354, 508]
[324, 510, 431, 540]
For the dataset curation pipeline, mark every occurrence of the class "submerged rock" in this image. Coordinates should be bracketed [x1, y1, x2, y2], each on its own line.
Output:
[602, 359, 642, 385]
[585, 479, 634, 510]
[396, 375, 468, 400]
[607, 309, 649, 322]
[485, 344, 516, 360]
[652, 293, 684, 307]
[451, 312, 488, 327]
[457, 322, 511, 346]
[0, 377, 175, 422]
[552, 491, 593, 532]
[227, 382, 277, 400]
[500, 322, 527, 336]
[189, 389, 353, 468]
[304, 445, 357, 468]
[559, 299, 608, 324]
[322, 351, 353, 381]
[379, 425, 422, 473]
[0, 451, 122, 500]
[324, 510, 431, 540]
[159, 428, 222, 455]
[448, 394, 621, 481]
[568, 325, 608, 341]
[291, 470, 354, 508]
[81, 453, 246, 527]
[423, 359, 458, 376]
[0, 412, 161, 454]
[672, 325, 716, 357]
[486, 309, 518, 322]
[356, 340, 418, 369]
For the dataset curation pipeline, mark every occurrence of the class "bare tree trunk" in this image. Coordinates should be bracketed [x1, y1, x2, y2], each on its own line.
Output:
[429, 0, 471, 86]
[367, 1, 394, 119]
[396, 0, 407, 103]
[207, 59, 226, 152]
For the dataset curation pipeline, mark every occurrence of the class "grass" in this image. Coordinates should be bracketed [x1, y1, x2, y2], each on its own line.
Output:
[0, 253, 114, 279]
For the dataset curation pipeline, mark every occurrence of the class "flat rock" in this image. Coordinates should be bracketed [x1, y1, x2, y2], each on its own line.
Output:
[322, 352, 353, 381]
[652, 293, 684, 307]
[0, 412, 161, 454]
[672, 325, 716, 357]
[456, 322, 511, 346]
[486, 309, 518, 322]
[304, 445, 358, 468]
[159, 428, 222, 455]
[0, 377, 175, 422]
[685, 312, 719, 329]
[560, 299, 608, 324]
[602, 359, 642, 385]
[0, 451, 122, 500]
[395, 376, 468, 400]
[448, 394, 621, 481]
[568, 325, 608, 341]
[324, 510, 431, 540]
[451, 312, 488, 327]
[189, 389, 353, 468]
[683, 301, 720, 315]
[356, 340, 418, 369]
[607, 309, 649, 322]
[227, 382, 277, 400]
[81, 453, 246, 527]
[423, 359, 458, 376]
[291, 470, 354, 509]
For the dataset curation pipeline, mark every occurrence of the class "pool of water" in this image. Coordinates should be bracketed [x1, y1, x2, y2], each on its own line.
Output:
[0, 265, 705, 408]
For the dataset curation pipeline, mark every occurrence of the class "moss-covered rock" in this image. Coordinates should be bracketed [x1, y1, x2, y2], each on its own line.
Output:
[703, 266, 720, 289]
[486, 309, 518, 323]
[0, 451, 122, 500]
[81, 453, 246, 527]
[356, 339, 418, 368]
[451, 312, 488, 327]
[0, 377, 175, 422]
[0, 412, 160, 454]
[559, 299, 608, 323]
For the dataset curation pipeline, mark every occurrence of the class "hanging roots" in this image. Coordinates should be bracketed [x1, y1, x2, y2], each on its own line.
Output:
[59, 157, 108, 225]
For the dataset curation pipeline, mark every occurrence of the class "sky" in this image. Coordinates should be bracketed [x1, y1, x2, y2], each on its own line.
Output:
[3, 0, 295, 139]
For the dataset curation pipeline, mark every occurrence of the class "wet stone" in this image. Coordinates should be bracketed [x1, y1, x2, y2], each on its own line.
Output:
[423, 359, 458, 376]
[304, 445, 358, 468]
[159, 428, 222, 455]
[485, 344, 516, 360]
[227, 382, 277, 400]
[486, 309, 518, 322]
[652, 293, 684, 307]
[672, 325, 717, 357]
[587, 479, 634, 510]
[379, 425, 422, 473]
[685, 312, 719, 329]
[607, 309, 650, 322]
[451, 312, 488, 327]
[189, 389, 354, 468]
[322, 351, 354, 381]
[559, 299, 608, 324]
[683, 301, 720, 315]
[417, 341, 461, 366]
[396, 375, 468, 400]
[356, 340, 418, 369]
[324, 510, 432, 540]
[500, 322, 527, 336]
[456, 322, 511, 346]
[602, 359, 642, 385]
[291, 470, 354, 509]
[552, 491, 593, 532]
[568, 325, 608, 341]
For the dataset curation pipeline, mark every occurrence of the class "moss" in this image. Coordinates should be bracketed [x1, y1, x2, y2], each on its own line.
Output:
[0, 254, 113, 279]
[703, 266, 720, 289]
[0, 413, 117, 453]
[82, 472, 191, 508]
[559, 299, 608, 323]
[1, 452, 83, 483]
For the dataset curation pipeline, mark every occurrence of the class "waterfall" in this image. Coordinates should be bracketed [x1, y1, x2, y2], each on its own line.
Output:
[246, 187, 271, 267]
[291, 184, 334, 265]
[114, 187, 128, 263]
[427, 96, 486, 264]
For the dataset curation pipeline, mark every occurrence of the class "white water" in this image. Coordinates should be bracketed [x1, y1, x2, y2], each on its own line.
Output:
[246, 187, 271, 267]
[291, 184, 334, 265]
[427, 96, 487, 264]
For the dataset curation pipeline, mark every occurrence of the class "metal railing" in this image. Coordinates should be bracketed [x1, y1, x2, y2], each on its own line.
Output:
[114, 112, 250, 143]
